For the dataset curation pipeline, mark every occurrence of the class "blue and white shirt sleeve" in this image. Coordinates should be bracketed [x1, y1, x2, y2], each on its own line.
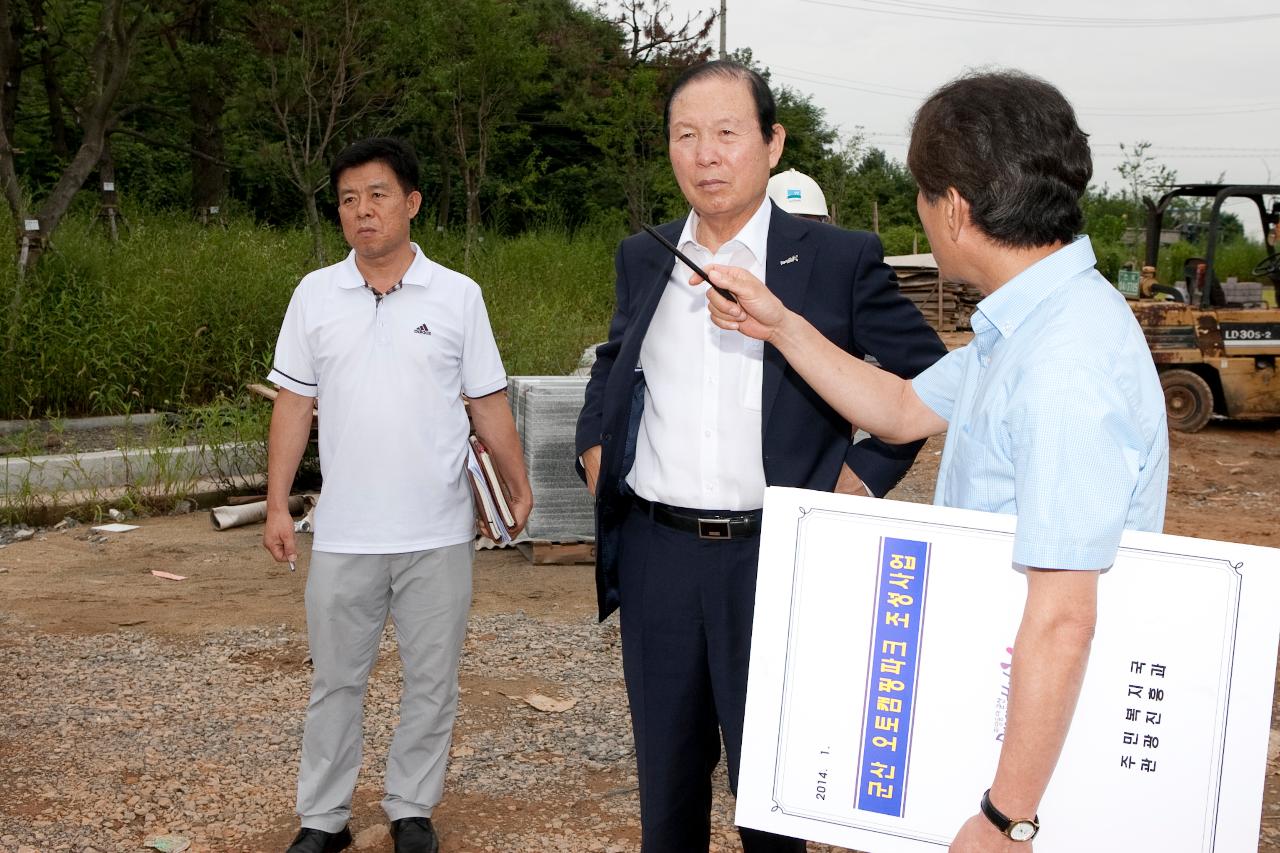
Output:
[461, 284, 508, 398]
[266, 287, 318, 398]
[1008, 359, 1146, 571]
[910, 345, 967, 423]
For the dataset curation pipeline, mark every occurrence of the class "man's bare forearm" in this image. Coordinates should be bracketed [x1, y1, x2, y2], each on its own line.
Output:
[266, 389, 315, 513]
[987, 568, 1099, 817]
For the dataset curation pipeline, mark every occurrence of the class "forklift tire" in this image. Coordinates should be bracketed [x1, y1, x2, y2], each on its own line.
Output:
[1160, 369, 1214, 433]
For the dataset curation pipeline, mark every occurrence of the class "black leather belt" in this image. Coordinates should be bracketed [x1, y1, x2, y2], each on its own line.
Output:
[632, 495, 763, 540]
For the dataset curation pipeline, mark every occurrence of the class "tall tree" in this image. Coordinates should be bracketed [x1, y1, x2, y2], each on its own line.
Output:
[810, 129, 866, 226]
[584, 66, 669, 231]
[483, 0, 628, 230]
[421, 0, 547, 259]
[0, 0, 26, 143]
[245, 0, 391, 262]
[156, 0, 237, 215]
[0, 0, 147, 269]
[771, 82, 837, 179]
[27, 0, 69, 159]
[186, 0, 224, 212]
[614, 0, 714, 66]
[573, 0, 712, 231]
[0, 0, 25, 232]
[849, 148, 919, 232]
[1118, 140, 1178, 212]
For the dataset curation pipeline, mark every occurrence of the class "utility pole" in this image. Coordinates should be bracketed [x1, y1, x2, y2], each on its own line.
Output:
[719, 0, 727, 59]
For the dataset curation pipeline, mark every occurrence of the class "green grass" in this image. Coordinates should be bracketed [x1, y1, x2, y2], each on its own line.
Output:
[1089, 235, 1271, 287]
[455, 228, 618, 377]
[0, 210, 620, 418]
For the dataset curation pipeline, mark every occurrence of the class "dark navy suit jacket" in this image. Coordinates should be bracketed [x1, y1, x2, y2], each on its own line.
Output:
[576, 204, 947, 620]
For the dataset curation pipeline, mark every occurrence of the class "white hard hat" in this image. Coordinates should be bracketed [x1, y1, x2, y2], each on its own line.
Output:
[767, 168, 828, 217]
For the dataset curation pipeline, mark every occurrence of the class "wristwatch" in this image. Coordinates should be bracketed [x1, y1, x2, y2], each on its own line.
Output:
[980, 789, 1039, 842]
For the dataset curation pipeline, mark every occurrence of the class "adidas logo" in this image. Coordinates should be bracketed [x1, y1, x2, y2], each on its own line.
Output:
[413, 323, 431, 335]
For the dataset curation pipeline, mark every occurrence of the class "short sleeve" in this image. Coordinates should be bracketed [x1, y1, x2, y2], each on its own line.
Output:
[267, 286, 318, 398]
[1009, 360, 1145, 570]
[911, 345, 968, 423]
[461, 284, 508, 398]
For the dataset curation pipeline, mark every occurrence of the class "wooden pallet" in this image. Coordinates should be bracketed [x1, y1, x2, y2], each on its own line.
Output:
[516, 539, 596, 565]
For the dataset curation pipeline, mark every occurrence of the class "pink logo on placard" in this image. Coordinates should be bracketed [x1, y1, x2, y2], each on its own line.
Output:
[994, 646, 1014, 742]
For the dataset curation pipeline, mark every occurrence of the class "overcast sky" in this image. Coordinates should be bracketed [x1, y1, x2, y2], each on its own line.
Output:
[646, 0, 1279, 236]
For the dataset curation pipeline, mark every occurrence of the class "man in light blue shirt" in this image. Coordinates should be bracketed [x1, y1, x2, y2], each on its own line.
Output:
[913, 233, 1168, 569]
[696, 70, 1168, 852]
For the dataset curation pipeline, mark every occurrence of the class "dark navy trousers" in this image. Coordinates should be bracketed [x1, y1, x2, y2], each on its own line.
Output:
[617, 504, 806, 853]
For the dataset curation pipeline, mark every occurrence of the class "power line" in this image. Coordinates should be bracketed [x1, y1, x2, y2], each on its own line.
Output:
[762, 61, 1274, 116]
[800, 0, 1280, 28]
[1094, 143, 1280, 155]
[793, 129, 1280, 161]
[769, 64, 1280, 118]
[1079, 105, 1280, 118]
[769, 63, 927, 98]
[771, 70, 928, 100]
[862, 139, 1278, 160]
[1093, 152, 1279, 160]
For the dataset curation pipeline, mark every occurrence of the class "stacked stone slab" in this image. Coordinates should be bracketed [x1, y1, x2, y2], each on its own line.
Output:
[508, 376, 595, 541]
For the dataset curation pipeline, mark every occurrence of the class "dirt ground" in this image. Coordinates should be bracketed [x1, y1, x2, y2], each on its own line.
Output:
[0, 420, 1277, 852]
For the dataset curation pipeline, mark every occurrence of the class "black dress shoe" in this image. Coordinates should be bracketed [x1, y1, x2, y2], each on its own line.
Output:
[390, 816, 439, 853]
[285, 825, 352, 853]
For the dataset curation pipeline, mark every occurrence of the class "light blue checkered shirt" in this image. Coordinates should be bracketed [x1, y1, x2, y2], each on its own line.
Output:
[912, 236, 1169, 570]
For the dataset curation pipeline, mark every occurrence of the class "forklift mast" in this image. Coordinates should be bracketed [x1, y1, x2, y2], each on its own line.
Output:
[1143, 184, 1279, 308]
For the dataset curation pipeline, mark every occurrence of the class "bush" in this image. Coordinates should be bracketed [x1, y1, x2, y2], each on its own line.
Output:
[0, 211, 620, 418]
[1082, 234, 1269, 289]
[878, 224, 929, 257]
[452, 226, 619, 377]
[1155, 240, 1266, 287]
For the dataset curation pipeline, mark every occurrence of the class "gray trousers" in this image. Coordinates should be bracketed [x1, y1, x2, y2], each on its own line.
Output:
[296, 543, 473, 831]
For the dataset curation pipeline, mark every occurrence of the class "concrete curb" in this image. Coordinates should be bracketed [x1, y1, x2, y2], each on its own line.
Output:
[0, 413, 169, 436]
[2, 442, 265, 496]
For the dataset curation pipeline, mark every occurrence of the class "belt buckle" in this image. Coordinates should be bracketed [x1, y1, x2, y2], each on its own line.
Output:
[698, 518, 731, 540]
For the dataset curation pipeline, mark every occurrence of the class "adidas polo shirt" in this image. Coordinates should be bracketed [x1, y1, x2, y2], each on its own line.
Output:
[268, 243, 507, 554]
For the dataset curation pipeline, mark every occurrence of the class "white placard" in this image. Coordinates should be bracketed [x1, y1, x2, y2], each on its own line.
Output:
[23, 219, 39, 231]
[737, 487, 1280, 853]
[102, 181, 115, 191]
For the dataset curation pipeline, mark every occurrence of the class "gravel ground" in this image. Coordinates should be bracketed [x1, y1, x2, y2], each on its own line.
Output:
[0, 614, 305, 852]
[3, 418, 1275, 852]
[0, 609, 854, 853]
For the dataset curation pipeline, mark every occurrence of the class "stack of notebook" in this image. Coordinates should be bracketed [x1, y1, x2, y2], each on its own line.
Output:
[466, 435, 516, 544]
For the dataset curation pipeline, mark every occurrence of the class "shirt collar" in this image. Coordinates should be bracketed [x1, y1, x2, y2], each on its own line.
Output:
[678, 197, 772, 265]
[974, 235, 1098, 341]
[338, 241, 433, 289]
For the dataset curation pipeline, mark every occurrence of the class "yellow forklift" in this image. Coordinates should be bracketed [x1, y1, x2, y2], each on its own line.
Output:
[1124, 184, 1280, 431]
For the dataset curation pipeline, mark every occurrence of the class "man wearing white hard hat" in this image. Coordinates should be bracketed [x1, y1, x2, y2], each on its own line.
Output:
[766, 167, 829, 222]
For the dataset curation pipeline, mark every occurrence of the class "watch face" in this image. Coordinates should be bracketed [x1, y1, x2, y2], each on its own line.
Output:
[1009, 820, 1038, 842]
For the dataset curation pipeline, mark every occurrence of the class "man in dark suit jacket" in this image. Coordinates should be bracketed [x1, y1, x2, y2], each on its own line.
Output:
[575, 60, 946, 853]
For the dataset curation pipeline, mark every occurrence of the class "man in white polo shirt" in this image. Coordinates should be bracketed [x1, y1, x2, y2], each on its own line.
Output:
[263, 137, 532, 853]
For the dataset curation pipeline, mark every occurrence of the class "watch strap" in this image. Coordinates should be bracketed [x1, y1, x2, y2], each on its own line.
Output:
[980, 789, 1039, 841]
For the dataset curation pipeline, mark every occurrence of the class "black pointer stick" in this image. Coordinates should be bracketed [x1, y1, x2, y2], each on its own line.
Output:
[642, 224, 738, 304]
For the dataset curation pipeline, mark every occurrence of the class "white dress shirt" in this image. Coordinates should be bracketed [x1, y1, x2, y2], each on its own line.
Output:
[626, 199, 771, 510]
